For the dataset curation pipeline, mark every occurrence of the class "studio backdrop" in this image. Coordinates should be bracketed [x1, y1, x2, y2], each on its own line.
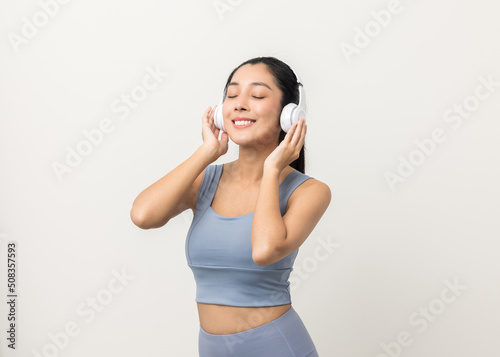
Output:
[0, 0, 499, 356]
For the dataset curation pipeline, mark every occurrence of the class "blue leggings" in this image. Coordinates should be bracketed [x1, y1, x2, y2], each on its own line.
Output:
[198, 305, 319, 357]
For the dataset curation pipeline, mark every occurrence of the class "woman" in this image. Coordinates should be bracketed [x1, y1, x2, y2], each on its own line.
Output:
[131, 57, 331, 356]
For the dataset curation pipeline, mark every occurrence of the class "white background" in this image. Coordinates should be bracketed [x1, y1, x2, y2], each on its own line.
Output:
[1, 0, 499, 356]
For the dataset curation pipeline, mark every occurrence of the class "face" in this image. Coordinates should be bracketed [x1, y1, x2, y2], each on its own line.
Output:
[222, 63, 283, 146]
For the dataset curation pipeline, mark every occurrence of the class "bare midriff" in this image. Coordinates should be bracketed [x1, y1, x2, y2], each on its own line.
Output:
[197, 302, 291, 335]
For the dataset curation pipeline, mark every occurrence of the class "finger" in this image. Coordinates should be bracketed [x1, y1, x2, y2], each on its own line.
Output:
[203, 107, 212, 123]
[289, 120, 303, 146]
[284, 121, 299, 143]
[298, 122, 307, 148]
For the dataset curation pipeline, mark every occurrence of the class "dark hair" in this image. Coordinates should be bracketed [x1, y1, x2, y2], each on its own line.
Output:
[223, 56, 306, 174]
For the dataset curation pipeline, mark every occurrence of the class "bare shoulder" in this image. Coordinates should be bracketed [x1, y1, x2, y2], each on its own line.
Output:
[288, 176, 332, 211]
[277, 175, 332, 259]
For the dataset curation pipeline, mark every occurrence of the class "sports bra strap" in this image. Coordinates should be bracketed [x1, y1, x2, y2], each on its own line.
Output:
[194, 164, 218, 213]
[279, 170, 313, 216]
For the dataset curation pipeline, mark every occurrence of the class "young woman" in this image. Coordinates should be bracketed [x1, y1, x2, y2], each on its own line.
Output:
[131, 57, 331, 356]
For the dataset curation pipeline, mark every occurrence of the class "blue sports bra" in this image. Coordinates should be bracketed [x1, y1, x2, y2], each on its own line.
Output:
[185, 163, 314, 307]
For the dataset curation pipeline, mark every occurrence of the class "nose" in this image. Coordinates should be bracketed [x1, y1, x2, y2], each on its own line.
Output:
[235, 103, 247, 112]
[234, 95, 249, 112]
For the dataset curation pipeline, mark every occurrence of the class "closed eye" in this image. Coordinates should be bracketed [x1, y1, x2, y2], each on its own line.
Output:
[227, 95, 264, 99]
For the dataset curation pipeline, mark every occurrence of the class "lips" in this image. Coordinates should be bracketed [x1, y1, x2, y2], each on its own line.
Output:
[232, 117, 256, 128]
[232, 117, 256, 123]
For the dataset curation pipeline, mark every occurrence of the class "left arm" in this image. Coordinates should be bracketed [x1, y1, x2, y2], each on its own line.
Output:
[251, 118, 332, 266]
[251, 170, 331, 266]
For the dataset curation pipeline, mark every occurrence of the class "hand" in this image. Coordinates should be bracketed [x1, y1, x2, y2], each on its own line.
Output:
[201, 105, 228, 160]
[264, 118, 307, 172]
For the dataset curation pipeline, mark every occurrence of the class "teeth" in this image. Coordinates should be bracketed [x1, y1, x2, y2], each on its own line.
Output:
[234, 120, 255, 125]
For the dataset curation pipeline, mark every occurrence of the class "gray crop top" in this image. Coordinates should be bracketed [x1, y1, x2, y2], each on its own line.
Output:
[185, 163, 314, 307]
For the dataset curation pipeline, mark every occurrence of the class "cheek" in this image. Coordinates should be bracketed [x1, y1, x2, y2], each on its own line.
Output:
[222, 102, 230, 117]
[255, 101, 281, 118]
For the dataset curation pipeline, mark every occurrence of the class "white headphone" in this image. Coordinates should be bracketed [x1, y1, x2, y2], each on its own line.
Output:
[213, 63, 306, 133]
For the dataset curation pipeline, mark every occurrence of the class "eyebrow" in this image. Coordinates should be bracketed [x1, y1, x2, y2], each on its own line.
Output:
[228, 82, 273, 91]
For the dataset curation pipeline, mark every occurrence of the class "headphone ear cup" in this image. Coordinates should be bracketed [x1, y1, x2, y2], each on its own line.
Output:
[280, 103, 298, 133]
[214, 102, 225, 131]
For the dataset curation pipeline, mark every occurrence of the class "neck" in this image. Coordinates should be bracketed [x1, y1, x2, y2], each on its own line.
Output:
[230, 142, 280, 185]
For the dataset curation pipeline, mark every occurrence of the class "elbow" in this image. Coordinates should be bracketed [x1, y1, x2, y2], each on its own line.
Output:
[130, 206, 158, 230]
[252, 254, 270, 266]
[130, 206, 148, 229]
[252, 246, 278, 266]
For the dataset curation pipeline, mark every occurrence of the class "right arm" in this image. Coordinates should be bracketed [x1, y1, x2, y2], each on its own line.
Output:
[130, 105, 228, 230]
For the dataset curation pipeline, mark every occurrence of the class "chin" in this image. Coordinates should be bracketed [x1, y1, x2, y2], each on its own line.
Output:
[233, 134, 275, 150]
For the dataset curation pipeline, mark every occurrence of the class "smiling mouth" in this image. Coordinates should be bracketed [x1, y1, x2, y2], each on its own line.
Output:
[232, 119, 256, 128]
